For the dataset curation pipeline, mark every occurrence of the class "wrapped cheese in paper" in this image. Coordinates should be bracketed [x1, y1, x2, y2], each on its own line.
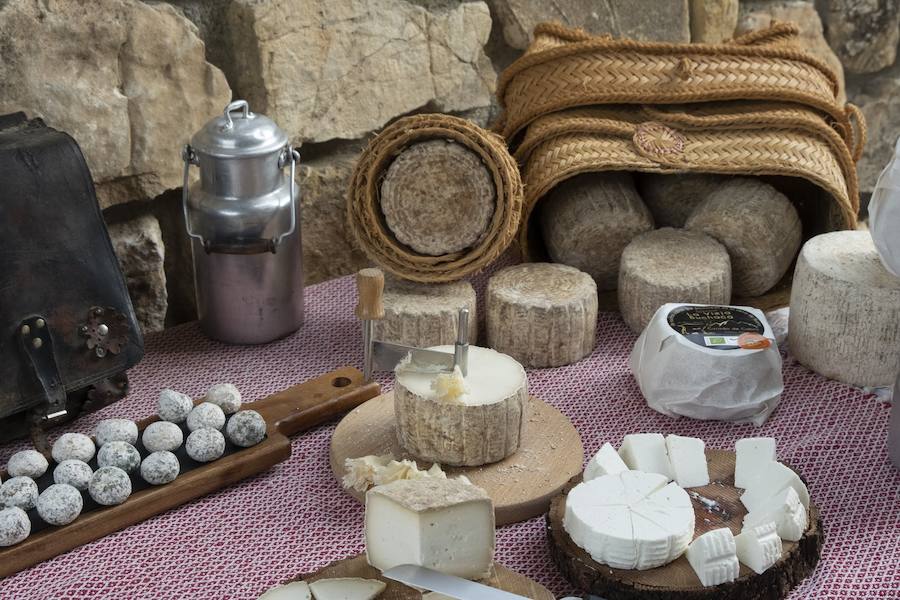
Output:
[869, 136, 900, 277]
[630, 303, 783, 426]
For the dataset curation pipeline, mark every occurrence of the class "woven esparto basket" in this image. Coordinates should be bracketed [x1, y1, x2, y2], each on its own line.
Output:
[346, 114, 523, 283]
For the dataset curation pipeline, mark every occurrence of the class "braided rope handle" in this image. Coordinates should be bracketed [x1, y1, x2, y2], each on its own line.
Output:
[845, 103, 868, 163]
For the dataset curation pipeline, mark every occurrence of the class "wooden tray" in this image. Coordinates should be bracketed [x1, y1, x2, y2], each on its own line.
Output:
[330, 392, 584, 526]
[298, 554, 555, 599]
[547, 449, 823, 600]
[0, 367, 380, 579]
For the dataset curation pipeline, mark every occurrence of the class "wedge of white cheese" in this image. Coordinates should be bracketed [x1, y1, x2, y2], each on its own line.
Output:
[309, 577, 386, 600]
[258, 581, 312, 600]
[734, 437, 776, 489]
[665, 435, 709, 488]
[743, 486, 807, 542]
[584, 442, 629, 481]
[686, 528, 739, 587]
[735, 522, 782, 574]
[618, 434, 673, 479]
[740, 462, 809, 512]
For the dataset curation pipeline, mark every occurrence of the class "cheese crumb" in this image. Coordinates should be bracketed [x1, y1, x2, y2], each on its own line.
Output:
[342, 455, 392, 492]
[430, 366, 469, 404]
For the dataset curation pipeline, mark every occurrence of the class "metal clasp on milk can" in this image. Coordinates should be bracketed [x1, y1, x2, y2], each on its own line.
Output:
[182, 100, 304, 344]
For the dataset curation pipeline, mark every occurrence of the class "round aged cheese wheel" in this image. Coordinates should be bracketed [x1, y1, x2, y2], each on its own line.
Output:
[788, 231, 900, 387]
[380, 140, 495, 256]
[540, 172, 654, 290]
[618, 228, 732, 333]
[637, 173, 726, 228]
[486, 263, 598, 368]
[394, 345, 527, 467]
[685, 178, 802, 297]
[373, 277, 478, 348]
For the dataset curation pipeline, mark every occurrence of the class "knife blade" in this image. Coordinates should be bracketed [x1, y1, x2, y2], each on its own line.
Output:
[382, 565, 531, 600]
[372, 341, 456, 373]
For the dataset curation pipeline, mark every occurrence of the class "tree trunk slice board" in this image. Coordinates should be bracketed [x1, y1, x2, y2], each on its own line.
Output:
[297, 554, 555, 599]
[330, 392, 584, 526]
[547, 449, 824, 600]
[0, 368, 380, 579]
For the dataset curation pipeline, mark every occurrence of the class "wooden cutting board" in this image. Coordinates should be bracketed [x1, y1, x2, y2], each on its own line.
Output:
[298, 554, 555, 599]
[329, 391, 584, 526]
[547, 449, 823, 600]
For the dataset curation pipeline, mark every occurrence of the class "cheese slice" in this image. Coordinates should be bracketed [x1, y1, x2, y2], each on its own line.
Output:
[365, 478, 494, 580]
[734, 437, 776, 488]
[686, 528, 739, 587]
[584, 442, 629, 481]
[258, 581, 312, 600]
[740, 462, 809, 512]
[735, 522, 782, 574]
[618, 434, 673, 479]
[743, 486, 807, 542]
[665, 435, 710, 488]
[309, 578, 386, 600]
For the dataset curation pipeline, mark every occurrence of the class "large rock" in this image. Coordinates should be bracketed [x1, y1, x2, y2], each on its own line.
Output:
[737, 1, 846, 103]
[846, 62, 900, 194]
[488, 0, 690, 49]
[0, 0, 231, 209]
[690, 0, 739, 43]
[227, 0, 495, 144]
[107, 214, 168, 333]
[821, 0, 899, 74]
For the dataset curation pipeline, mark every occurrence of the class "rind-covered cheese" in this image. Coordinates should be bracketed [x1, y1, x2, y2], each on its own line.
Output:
[486, 263, 598, 368]
[540, 172, 654, 290]
[665, 435, 709, 488]
[743, 486, 807, 542]
[734, 437, 776, 489]
[735, 522, 782, 575]
[308, 578, 386, 600]
[618, 434, 673, 480]
[637, 173, 726, 228]
[686, 528, 739, 587]
[584, 443, 629, 481]
[740, 462, 809, 512]
[394, 345, 527, 467]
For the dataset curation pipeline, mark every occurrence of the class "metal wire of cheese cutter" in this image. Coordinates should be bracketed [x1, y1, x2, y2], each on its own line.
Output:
[356, 268, 469, 380]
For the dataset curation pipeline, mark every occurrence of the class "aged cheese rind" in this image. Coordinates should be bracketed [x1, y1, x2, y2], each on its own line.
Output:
[686, 528, 739, 587]
[685, 178, 801, 297]
[584, 443, 629, 481]
[486, 263, 598, 368]
[735, 522, 782, 574]
[618, 228, 732, 333]
[665, 435, 710, 488]
[373, 277, 478, 349]
[734, 437, 777, 489]
[395, 346, 527, 467]
[788, 231, 900, 387]
[637, 173, 726, 228]
[540, 172, 654, 290]
[618, 434, 673, 479]
[308, 578, 386, 600]
[380, 140, 495, 256]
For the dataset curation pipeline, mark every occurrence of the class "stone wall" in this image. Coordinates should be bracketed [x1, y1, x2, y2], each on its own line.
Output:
[1, 0, 896, 332]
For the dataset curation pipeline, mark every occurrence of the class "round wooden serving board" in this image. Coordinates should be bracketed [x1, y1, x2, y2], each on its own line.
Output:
[547, 449, 823, 600]
[330, 392, 584, 526]
[300, 554, 554, 599]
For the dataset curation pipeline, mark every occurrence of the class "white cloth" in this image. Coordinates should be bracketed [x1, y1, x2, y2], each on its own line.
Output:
[869, 136, 900, 277]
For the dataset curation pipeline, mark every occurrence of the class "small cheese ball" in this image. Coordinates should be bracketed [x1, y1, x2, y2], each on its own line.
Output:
[89, 466, 132, 506]
[225, 410, 266, 448]
[97, 441, 141, 474]
[140, 451, 180, 486]
[51, 433, 95, 464]
[205, 383, 242, 415]
[142, 421, 184, 453]
[94, 419, 139, 447]
[53, 460, 93, 491]
[6, 450, 49, 479]
[186, 429, 225, 463]
[186, 402, 226, 432]
[158, 389, 193, 424]
[0, 477, 39, 511]
[0, 507, 30, 547]
[37, 484, 83, 526]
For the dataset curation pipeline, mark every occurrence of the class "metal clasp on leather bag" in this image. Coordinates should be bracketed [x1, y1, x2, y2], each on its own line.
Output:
[18, 315, 67, 423]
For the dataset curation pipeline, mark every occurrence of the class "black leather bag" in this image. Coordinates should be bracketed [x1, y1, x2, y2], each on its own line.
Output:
[0, 113, 143, 447]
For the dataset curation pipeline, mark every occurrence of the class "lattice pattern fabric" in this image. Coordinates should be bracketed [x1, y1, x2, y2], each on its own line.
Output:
[1, 266, 898, 599]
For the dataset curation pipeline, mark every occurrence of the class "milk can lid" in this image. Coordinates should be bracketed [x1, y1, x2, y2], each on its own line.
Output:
[190, 100, 288, 158]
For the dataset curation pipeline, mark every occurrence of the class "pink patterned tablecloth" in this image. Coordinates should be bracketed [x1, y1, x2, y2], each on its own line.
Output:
[1, 268, 898, 599]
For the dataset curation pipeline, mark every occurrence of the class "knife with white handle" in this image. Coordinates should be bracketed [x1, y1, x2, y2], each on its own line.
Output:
[382, 565, 531, 600]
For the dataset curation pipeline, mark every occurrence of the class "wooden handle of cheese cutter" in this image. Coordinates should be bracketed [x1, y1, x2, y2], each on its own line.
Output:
[356, 268, 385, 320]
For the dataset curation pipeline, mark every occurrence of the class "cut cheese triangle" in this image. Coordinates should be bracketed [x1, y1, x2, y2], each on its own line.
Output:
[258, 581, 312, 600]
[309, 578, 386, 600]
[584, 442, 629, 481]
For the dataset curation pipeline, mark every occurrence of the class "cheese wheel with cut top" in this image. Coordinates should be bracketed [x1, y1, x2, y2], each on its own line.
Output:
[380, 140, 495, 256]
[486, 263, 598, 368]
[685, 177, 802, 297]
[618, 228, 732, 333]
[373, 277, 477, 349]
[540, 172, 654, 290]
[637, 172, 726, 228]
[788, 231, 900, 387]
[394, 345, 527, 467]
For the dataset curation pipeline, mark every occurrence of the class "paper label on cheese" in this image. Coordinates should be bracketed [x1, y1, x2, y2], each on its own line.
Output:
[667, 305, 768, 350]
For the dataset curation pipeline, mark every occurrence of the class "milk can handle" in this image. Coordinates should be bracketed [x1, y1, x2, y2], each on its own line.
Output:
[222, 100, 251, 129]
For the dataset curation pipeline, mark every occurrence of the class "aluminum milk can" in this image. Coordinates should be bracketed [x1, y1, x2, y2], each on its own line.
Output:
[182, 100, 303, 344]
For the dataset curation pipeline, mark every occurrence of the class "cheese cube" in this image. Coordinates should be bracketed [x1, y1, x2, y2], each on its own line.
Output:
[309, 578, 386, 600]
[740, 462, 810, 512]
[734, 437, 777, 488]
[735, 522, 782, 574]
[258, 582, 312, 600]
[365, 478, 495, 580]
[618, 433, 673, 479]
[743, 486, 807, 542]
[686, 528, 739, 587]
[665, 435, 710, 488]
[584, 442, 629, 481]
